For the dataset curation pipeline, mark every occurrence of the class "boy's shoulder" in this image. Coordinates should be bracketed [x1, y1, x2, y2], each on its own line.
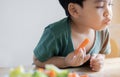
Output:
[45, 17, 70, 35]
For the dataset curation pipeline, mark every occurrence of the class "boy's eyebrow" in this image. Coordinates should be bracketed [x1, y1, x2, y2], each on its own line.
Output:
[94, 0, 106, 3]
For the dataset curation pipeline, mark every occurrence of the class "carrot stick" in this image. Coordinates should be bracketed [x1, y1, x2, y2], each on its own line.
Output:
[37, 68, 44, 72]
[68, 72, 79, 77]
[80, 75, 89, 77]
[47, 70, 56, 77]
[74, 38, 90, 55]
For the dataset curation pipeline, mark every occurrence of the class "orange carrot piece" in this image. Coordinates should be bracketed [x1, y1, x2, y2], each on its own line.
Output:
[37, 68, 44, 72]
[47, 70, 56, 77]
[72, 72, 79, 77]
[68, 73, 73, 77]
[75, 38, 90, 55]
[68, 72, 79, 77]
[80, 75, 89, 77]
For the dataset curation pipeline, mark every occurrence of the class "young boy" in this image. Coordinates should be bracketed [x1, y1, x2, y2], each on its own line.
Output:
[33, 0, 113, 71]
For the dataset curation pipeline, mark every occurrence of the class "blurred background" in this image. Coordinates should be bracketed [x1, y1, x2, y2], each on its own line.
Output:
[108, 0, 120, 58]
[0, 0, 120, 67]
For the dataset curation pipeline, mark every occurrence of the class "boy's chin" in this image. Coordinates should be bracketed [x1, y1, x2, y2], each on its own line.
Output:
[95, 26, 108, 31]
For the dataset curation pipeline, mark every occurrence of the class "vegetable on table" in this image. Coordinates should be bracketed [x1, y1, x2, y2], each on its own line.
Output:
[9, 64, 89, 77]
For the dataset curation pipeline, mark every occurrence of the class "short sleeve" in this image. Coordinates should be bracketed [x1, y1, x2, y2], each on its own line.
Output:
[34, 28, 59, 62]
[100, 28, 111, 54]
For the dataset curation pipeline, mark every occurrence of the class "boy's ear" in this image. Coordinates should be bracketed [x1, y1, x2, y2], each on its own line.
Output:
[68, 3, 81, 18]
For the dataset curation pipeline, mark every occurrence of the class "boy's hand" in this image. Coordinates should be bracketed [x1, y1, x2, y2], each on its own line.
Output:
[65, 48, 90, 67]
[90, 54, 105, 72]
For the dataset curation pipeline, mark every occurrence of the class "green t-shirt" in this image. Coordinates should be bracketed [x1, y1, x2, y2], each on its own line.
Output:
[34, 17, 111, 62]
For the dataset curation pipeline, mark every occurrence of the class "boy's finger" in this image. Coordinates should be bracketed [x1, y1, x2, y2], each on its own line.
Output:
[96, 54, 105, 60]
[83, 54, 90, 63]
[90, 54, 97, 67]
[82, 47, 86, 56]
[77, 48, 85, 57]
[91, 54, 97, 58]
[72, 49, 84, 60]
[90, 54, 97, 61]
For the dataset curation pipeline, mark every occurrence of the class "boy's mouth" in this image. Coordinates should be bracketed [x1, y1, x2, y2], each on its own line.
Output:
[104, 18, 111, 25]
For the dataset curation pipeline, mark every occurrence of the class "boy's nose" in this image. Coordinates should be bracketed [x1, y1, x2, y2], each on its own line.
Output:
[103, 6, 112, 19]
[103, 11, 109, 17]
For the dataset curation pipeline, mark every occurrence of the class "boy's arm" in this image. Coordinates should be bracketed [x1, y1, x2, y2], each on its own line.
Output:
[33, 55, 67, 68]
[33, 49, 90, 68]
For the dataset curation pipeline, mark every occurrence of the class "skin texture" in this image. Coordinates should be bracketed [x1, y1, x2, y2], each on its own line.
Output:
[33, 0, 113, 71]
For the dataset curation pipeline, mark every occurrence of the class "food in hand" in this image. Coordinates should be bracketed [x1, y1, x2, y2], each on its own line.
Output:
[75, 38, 90, 55]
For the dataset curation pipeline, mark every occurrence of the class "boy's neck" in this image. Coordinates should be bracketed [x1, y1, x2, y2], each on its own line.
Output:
[70, 20, 94, 35]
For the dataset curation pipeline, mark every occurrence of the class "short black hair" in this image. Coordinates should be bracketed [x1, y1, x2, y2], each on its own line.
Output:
[59, 0, 85, 16]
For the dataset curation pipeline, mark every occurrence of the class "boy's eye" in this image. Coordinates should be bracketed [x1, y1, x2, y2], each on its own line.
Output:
[96, 3, 113, 9]
[96, 6, 104, 8]
[96, 2, 104, 8]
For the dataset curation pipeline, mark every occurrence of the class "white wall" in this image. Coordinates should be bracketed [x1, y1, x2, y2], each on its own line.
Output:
[0, 0, 65, 67]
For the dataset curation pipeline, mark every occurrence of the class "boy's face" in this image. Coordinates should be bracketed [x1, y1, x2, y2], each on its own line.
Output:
[75, 0, 113, 30]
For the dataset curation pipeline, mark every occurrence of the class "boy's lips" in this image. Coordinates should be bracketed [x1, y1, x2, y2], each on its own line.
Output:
[104, 18, 111, 25]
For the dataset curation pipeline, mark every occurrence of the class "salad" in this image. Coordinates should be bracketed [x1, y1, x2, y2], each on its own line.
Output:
[8, 64, 88, 77]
